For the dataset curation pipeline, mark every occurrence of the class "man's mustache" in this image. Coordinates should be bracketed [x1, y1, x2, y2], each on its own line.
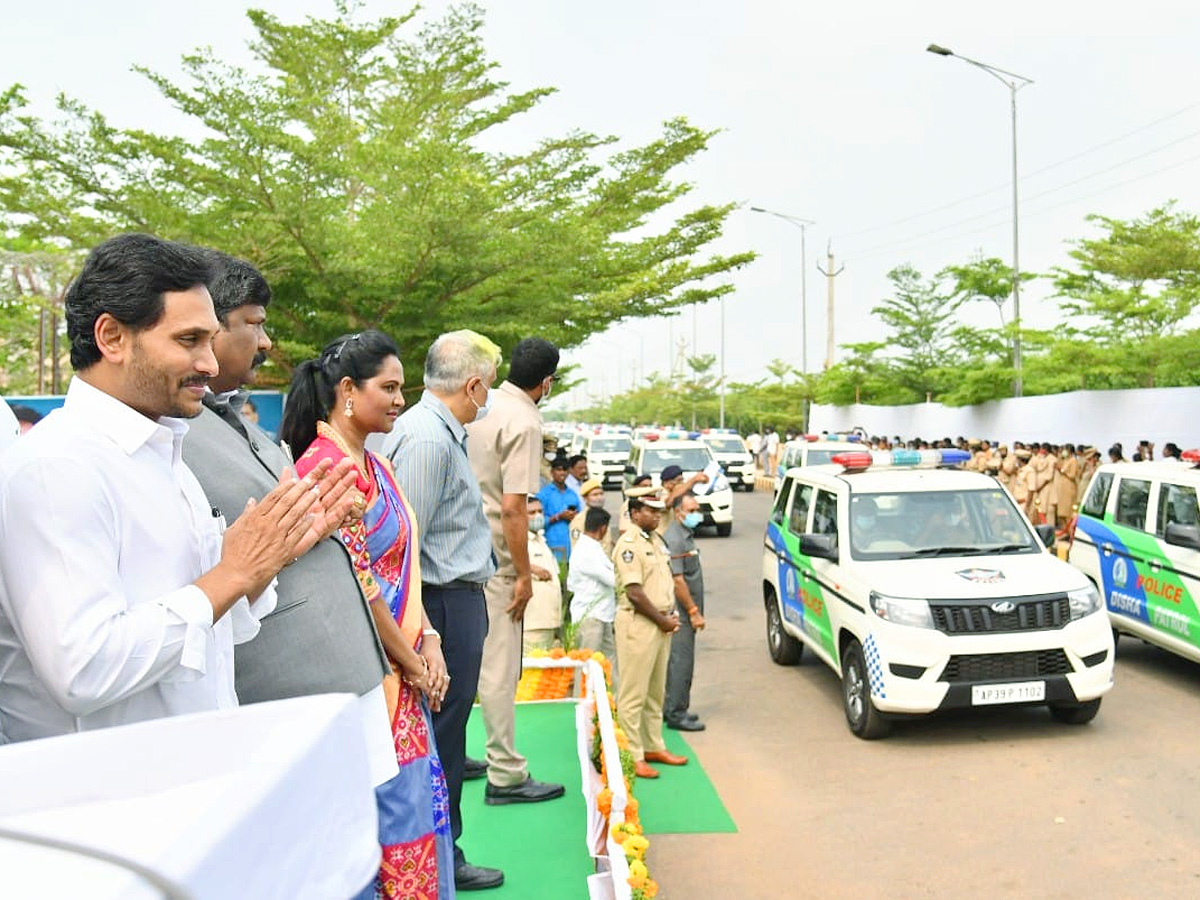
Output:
[251, 352, 268, 368]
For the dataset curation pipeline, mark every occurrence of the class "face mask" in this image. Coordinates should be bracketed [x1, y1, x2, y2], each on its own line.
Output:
[683, 512, 703, 530]
[539, 378, 554, 405]
[528, 513, 545, 532]
[545, 451, 557, 461]
[469, 385, 491, 422]
[587, 495, 605, 509]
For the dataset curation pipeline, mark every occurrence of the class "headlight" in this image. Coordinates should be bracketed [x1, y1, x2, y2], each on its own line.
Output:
[1067, 585, 1102, 620]
[869, 591, 934, 629]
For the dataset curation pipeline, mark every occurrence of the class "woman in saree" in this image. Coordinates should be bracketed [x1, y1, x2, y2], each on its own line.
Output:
[281, 330, 454, 900]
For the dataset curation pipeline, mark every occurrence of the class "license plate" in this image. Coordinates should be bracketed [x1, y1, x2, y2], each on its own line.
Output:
[971, 681, 1046, 706]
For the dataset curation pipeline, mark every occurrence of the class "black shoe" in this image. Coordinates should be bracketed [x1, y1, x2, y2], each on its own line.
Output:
[685, 711, 700, 722]
[455, 862, 504, 891]
[667, 717, 706, 732]
[463, 756, 487, 781]
[484, 776, 566, 806]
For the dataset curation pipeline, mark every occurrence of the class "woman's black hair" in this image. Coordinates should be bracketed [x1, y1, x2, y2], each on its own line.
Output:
[279, 329, 400, 456]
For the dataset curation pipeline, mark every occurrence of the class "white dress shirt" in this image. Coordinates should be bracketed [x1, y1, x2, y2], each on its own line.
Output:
[0, 377, 275, 744]
[567, 534, 617, 624]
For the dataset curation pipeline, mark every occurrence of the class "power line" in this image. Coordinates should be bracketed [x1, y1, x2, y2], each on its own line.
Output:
[846, 128, 1200, 259]
[837, 99, 1200, 241]
[849, 149, 1200, 263]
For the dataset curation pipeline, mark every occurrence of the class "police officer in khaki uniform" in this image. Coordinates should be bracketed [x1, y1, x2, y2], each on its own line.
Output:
[569, 477, 612, 554]
[612, 495, 687, 780]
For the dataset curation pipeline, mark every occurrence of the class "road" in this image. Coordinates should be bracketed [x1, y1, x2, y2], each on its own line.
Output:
[652, 487, 1200, 900]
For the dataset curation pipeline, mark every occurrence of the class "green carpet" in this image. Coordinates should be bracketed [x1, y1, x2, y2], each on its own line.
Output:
[461, 702, 593, 900]
[459, 702, 737, 898]
[634, 728, 738, 835]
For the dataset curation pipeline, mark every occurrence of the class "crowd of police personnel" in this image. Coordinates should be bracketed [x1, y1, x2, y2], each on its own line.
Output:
[861, 435, 1188, 530]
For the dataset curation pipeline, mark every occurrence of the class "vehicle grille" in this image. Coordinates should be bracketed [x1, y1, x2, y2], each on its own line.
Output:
[929, 594, 1071, 634]
[939, 650, 1073, 683]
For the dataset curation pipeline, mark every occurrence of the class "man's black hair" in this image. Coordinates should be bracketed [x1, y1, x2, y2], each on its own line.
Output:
[568, 454, 587, 468]
[585, 507, 611, 532]
[508, 337, 559, 389]
[66, 233, 213, 370]
[206, 250, 271, 323]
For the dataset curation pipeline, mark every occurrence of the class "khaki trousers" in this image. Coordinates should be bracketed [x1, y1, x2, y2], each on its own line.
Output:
[614, 606, 671, 761]
[479, 574, 528, 786]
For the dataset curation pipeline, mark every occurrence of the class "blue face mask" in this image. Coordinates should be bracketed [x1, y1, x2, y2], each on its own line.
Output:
[683, 511, 703, 530]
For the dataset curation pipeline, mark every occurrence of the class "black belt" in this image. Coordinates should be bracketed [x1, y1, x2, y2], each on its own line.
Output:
[425, 579, 487, 591]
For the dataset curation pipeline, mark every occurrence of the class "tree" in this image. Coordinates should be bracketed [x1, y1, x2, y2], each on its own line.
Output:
[0, 242, 77, 393]
[1053, 204, 1200, 343]
[869, 264, 962, 399]
[0, 4, 753, 387]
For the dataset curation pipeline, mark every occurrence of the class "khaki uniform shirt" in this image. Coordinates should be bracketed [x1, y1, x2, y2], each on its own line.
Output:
[466, 381, 543, 577]
[612, 527, 674, 613]
[525, 530, 563, 631]
[1055, 455, 1080, 517]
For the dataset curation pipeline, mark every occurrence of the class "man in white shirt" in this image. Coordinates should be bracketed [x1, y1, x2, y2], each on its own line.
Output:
[567, 507, 618, 678]
[765, 428, 780, 477]
[0, 234, 355, 744]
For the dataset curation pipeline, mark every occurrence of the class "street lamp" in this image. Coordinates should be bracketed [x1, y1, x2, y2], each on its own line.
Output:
[927, 42, 1033, 397]
[750, 206, 815, 374]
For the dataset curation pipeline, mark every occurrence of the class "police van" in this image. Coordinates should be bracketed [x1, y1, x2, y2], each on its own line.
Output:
[581, 430, 634, 489]
[773, 436, 863, 494]
[701, 429, 755, 491]
[763, 449, 1114, 738]
[626, 437, 734, 536]
[1067, 452, 1200, 664]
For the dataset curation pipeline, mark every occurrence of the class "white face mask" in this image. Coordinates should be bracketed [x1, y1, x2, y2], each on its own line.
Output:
[528, 513, 545, 532]
[469, 384, 491, 422]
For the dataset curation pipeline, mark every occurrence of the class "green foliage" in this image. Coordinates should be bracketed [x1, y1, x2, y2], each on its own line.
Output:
[0, 4, 752, 388]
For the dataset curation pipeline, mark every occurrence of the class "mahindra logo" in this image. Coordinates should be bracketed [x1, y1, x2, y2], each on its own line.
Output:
[990, 600, 1016, 614]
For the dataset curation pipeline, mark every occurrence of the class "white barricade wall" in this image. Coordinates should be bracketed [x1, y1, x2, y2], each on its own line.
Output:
[809, 386, 1200, 452]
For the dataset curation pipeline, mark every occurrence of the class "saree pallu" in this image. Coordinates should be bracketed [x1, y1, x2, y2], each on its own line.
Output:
[298, 424, 454, 900]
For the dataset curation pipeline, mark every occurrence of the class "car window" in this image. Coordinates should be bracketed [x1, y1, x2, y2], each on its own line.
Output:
[806, 450, 838, 466]
[591, 437, 631, 453]
[706, 437, 746, 453]
[1157, 482, 1200, 537]
[644, 447, 714, 472]
[812, 489, 838, 537]
[1114, 478, 1151, 532]
[771, 476, 793, 525]
[788, 484, 814, 536]
[1080, 472, 1113, 518]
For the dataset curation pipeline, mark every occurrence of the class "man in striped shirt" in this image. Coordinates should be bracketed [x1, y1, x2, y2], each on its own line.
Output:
[382, 329, 505, 892]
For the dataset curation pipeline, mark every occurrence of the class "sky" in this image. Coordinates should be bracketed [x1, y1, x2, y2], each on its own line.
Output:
[4, 1, 1200, 412]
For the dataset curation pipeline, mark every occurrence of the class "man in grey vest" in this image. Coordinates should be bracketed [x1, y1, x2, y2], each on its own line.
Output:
[181, 252, 397, 790]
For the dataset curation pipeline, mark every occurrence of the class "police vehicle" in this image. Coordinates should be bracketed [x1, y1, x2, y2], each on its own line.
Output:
[701, 430, 756, 491]
[773, 435, 864, 494]
[626, 438, 734, 536]
[1068, 452, 1200, 664]
[764, 449, 1114, 738]
[581, 430, 634, 489]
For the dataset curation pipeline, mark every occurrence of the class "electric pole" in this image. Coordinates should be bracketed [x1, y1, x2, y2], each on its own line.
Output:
[815, 241, 845, 370]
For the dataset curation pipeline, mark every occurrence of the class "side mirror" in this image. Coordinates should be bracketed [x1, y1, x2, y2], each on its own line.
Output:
[1165, 522, 1200, 551]
[1034, 523, 1056, 549]
[800, 533, 839, 562]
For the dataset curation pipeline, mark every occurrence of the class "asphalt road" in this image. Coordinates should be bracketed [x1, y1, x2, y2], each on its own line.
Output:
[652, 486, 1200, 900]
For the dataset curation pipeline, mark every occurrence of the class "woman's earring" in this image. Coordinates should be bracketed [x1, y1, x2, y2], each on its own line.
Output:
[344, 396, 354, 418]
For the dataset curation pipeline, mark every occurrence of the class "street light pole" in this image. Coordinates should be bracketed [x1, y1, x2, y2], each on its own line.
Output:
[750, 206, 815, 374]
[927, 43, 1033, 397]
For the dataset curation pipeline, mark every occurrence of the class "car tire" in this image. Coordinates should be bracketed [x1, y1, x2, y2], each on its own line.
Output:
[716, 522, 732, 537]
[766, 591, 802, 666]
[841, 640, 891, 739]
[1049, 698, 1101, 725]
[744, 481, 754, 493]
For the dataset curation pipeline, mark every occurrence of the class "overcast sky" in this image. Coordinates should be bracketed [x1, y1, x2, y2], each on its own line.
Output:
[5, 1, 1200, 411]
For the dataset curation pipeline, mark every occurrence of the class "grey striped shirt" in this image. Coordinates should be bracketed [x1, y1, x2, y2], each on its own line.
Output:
[382, 392, 496, 586]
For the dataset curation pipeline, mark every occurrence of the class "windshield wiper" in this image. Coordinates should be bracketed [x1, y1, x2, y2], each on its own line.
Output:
[912, 546, 989, 557]
[978, 543, 1033, 554]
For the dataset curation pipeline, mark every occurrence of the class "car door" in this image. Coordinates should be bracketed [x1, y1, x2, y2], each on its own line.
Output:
[1097, 475, 1154, 633]
[776, 481, 814, 643]
[802, 487, 840, 661]
[1151, 480, 1200, 652]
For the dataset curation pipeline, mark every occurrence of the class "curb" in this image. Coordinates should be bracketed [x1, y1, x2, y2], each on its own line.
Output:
[754, 474, 775, 492]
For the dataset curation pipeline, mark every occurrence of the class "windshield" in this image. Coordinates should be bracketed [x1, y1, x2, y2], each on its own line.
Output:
[645, 447, 714, 473]
[848, 489, 1039, 561]
[806, 450, 839, 466]
[705, 437, 746, 454]
[591, 437, 631, 454]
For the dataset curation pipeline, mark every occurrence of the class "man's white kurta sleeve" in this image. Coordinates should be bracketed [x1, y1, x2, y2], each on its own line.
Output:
[0, 455, 216, 716]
